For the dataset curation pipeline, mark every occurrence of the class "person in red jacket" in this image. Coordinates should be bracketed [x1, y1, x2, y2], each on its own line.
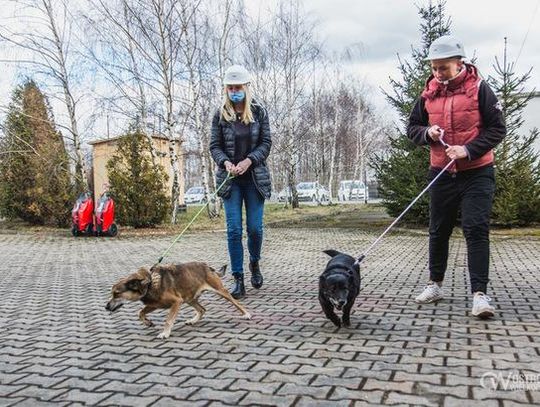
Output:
[407, 35, 506, 319]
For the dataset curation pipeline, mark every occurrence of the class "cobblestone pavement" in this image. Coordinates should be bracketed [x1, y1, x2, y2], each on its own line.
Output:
[0, 228, 539, 406]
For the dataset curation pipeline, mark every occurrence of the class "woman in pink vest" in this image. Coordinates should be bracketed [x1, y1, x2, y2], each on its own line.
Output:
[407, 35, 506, 319]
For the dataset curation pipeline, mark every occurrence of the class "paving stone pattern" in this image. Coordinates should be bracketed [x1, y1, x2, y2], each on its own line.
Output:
[0, 228, 539, 406]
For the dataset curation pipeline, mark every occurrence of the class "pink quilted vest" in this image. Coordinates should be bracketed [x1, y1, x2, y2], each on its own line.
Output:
[422, 64, 494, 172]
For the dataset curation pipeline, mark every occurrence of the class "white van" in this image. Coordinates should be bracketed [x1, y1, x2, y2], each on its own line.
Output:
[338, 180, 367, 201]
[296, 181, 329, 202]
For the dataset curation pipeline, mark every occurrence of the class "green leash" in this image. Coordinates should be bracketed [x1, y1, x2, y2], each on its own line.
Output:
[156, 172, 234, 264]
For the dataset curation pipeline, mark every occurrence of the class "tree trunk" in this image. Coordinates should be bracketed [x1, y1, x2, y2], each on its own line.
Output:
[163, 67, 182, 223]
[286, 96, 299, 208]
[327, 101, 339, 204]
[359, 132, 367, 204]
[167, 135, 182, 224]
[43, 0, 89, 190]
[192, 93, 217, 218]
[122, 1, 157, 166]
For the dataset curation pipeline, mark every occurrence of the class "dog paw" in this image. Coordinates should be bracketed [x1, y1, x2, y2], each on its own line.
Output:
[157, 332, 170, 339]
[142, 319, 154, 327]
[185, 318, 198, 325]
[242, 312, 252, 320]
[342, 320, 351, 327]
[331, 321, 341, 328]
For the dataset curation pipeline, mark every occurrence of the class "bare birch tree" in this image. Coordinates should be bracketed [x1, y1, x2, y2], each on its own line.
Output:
[83, 0, 159, 165]
[351, 86, 388, 203]
[325, 62, 346, 205]
[181, 4, 220, 217]
[240, 0, 319, 208]
[85, 0, 240, 220]
[85, 0, 194, 223]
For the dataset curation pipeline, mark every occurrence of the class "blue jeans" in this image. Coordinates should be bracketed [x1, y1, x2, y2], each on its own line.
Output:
[223, 177, 265, 276]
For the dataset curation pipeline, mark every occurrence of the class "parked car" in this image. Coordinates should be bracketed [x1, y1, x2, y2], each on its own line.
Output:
[338, 180, 367, 201]
[296, 181, 329, 202]
[185, 186, 206, 204]
[277, 187, 292, 203]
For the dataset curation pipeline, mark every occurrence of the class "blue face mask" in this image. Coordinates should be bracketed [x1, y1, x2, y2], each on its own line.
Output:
[228, 90, 245, 103]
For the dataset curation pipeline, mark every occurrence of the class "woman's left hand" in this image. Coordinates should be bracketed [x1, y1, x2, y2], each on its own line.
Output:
[235, 158, 252, 175]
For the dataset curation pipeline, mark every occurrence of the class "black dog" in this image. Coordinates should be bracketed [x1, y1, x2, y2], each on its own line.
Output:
[319, 250, 361, 328]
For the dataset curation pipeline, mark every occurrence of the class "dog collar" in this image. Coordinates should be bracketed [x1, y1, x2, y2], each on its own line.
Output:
[142, 271, 160, 299]
[324, 263, 358, 276]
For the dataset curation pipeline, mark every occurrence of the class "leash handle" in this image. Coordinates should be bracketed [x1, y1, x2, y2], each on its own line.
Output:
[439, 129, 449, 148]
[156, 172, 234, 264]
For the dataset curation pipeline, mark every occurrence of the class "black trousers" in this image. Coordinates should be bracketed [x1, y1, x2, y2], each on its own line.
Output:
[428, 165, 495, 294]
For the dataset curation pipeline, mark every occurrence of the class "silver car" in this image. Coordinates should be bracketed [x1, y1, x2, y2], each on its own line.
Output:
[184, 186, 206, 204]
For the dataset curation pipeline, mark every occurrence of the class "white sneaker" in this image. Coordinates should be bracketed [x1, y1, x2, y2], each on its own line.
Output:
[471, 292, 495, 319]
[415, 282, 444, 304]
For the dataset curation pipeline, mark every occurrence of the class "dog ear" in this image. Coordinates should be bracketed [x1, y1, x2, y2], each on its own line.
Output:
[323, 249, 342, 258]
[126, 279, 147, 293]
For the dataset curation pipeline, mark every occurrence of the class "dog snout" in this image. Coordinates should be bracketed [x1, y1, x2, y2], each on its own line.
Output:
[105, 300, 114, 311]
[338, 300, 347, 307]
[105, 299, 123, 312]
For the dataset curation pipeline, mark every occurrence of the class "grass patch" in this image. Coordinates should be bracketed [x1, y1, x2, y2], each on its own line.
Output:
[123, 203, 391, 236]
[1, 203, 538, 238]
[491, 227, 540, 238]
[264, 203, 390, 229]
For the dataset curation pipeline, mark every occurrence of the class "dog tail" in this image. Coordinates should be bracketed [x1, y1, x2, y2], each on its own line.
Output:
[214, 264, 227, 277]
[323, 249, 342, 258]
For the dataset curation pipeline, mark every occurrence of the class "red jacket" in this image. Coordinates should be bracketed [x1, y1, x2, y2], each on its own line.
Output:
[422, 64, 493, 172]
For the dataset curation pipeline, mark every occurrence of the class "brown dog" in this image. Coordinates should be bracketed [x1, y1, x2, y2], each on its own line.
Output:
[105, 262, 251, 339]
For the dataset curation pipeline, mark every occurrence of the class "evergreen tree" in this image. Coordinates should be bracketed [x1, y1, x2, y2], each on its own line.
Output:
[0, 81, 73, 226]
[488, 39, 540, 226]
[372, 1, 451, 224]
[107, 129, 170, 228]
[0, 86, 33, 221]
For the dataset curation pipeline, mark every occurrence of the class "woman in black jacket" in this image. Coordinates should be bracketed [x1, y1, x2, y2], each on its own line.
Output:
[210, 65, 272, 299]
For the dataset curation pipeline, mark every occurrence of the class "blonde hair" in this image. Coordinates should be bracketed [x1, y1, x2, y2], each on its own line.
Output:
[220, 84, 254, 124]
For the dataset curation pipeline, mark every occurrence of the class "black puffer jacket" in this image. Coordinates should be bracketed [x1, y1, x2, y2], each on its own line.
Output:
[210, 102, 272, 199]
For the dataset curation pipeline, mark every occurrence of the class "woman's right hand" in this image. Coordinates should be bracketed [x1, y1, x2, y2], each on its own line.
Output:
[224, 161, 237, 175]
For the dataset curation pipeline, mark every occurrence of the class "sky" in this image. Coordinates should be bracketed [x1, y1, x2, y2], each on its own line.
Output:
[1, 0, 539, 138]
[246, 0, 540, 118]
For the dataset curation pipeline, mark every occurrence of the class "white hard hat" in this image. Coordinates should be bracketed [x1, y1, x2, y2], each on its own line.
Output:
[426, 35, 466, 60]
[223, 65, 251, 85]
